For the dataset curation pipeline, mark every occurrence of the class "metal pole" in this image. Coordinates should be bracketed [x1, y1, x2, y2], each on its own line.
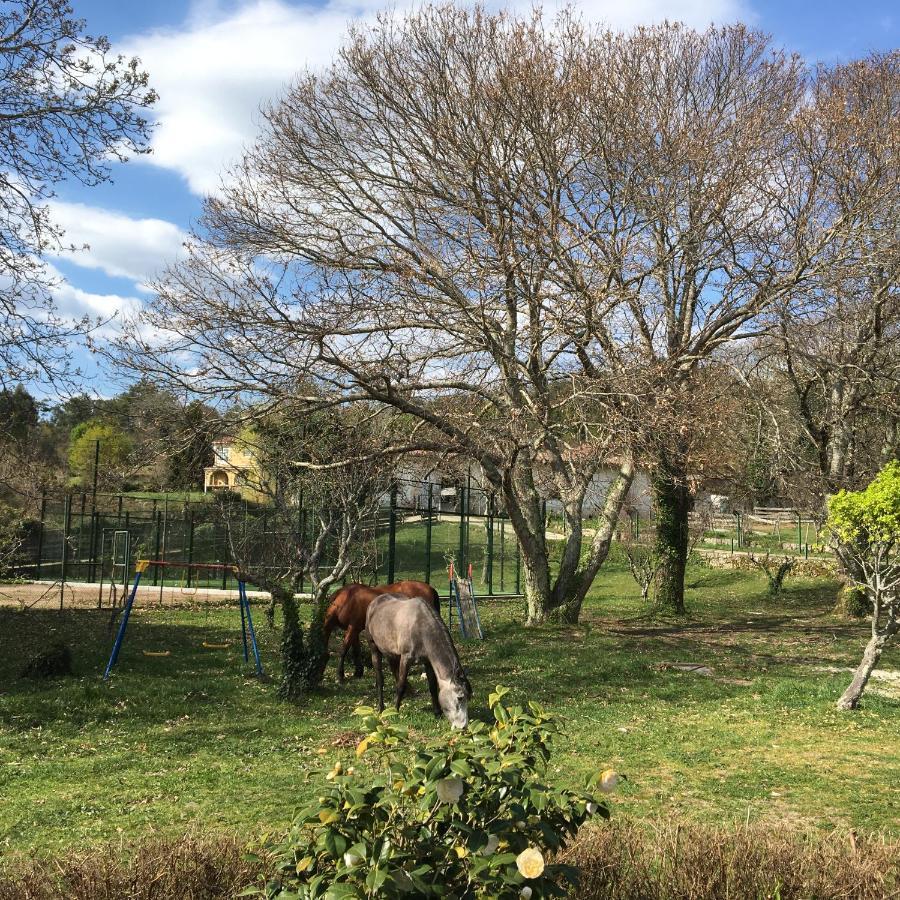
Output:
[89, 439, 100, 580]
[124, 512, 130, 597]
[104, 566, 144, 680]
[486, 493, 494, 595]
[35, 492, 46, 580]
[187, 512, 195, 587]
[387, 483, 397, 584]
[240, 581, 264, 676]
[500, 512, 506, 592]
[60, 493, 72, 609]
[78, 492, 85, 578]
[152, 509, 162, 587]
[97, 530, 107, 608]
[514, 536, 521, 595]
[424, 482, 433, 585]
[159, 497, 168, 605]
[457, 484, 466, 574]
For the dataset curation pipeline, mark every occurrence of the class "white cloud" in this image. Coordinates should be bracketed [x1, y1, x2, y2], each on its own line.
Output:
[47, 201, 187, 288]
[46, 263, 143, 331]
[125, 0, 750, 196]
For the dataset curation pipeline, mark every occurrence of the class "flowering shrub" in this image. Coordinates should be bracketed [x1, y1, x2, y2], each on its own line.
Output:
[248, 687, 618, 898]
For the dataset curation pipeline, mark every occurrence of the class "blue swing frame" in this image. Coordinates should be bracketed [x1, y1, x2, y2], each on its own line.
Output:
[103, 560, 264, 680]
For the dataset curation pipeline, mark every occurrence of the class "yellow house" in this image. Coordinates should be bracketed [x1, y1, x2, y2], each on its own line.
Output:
[203, 435, 264, 498]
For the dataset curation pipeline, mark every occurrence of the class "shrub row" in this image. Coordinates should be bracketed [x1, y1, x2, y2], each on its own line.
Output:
[2, 822, 897, 900]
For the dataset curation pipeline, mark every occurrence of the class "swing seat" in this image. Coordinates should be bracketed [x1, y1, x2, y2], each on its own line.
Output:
[142, 650, 171, 657]
[202, 641, 230, 649]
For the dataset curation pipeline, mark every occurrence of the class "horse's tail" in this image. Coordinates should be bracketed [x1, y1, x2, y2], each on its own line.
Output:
[427, 585, 441, 616]
[321, 588, 348, 661]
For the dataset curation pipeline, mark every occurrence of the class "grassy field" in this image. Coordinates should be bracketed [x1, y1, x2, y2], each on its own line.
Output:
[1, 554, 898, 866]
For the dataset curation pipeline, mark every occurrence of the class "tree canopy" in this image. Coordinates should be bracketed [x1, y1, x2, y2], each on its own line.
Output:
[0, 0, 156, 388]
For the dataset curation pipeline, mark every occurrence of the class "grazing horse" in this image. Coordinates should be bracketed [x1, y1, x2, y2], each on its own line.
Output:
[322, 580, 440, 682]
[366, 593, 472, 728]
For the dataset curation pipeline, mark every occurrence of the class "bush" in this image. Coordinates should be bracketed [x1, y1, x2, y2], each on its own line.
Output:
[250, 688, 616, 898]
[563, 820, 899, 900]
[0, 834, 263, 900]
[20, 641, 73, 679]
[835, 583, 870, 618]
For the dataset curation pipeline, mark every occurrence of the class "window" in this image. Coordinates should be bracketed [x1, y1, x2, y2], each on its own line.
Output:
[214, 444, 231, 463]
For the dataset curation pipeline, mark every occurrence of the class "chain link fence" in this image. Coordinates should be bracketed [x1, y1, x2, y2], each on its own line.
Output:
[13, 478, 523, 601]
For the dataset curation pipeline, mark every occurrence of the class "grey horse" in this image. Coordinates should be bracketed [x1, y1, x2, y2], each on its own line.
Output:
[366, 593, 472, 728]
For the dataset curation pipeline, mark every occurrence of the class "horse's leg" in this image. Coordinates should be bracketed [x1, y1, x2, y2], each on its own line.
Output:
[351, 631, 364, 678]
[321, 611, 340, 679]
[395, 655, 410, 711]
[423, 660, 441, 717]
[337, 626, 358, 684]
[372, 645, 384, 713]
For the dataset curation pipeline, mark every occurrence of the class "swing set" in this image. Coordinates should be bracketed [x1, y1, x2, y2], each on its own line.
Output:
[103, 560, 264, 680]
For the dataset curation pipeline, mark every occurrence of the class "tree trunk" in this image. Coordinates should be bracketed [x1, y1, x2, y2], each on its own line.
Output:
[521, 543, 554, 625]
[500, 458, 634, 625]
[837, 630, 888, 710]
[555, 460, 634, 624]
[652, 454, 690, 615]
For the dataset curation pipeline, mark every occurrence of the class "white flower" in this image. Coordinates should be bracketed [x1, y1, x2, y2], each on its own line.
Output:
[343, 851, 364, 867]
[520, 888, 533, 899]
[598, 769, 621, 793]
[435, 776, 464, 804]
[480, 834, 500, 855]
[516, 847, 545, 879]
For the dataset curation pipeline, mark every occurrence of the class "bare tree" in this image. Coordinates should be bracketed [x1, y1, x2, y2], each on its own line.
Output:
[621, 534, 662, 603]
[116, 9, 886, 624]
[0, 0, 156, 387]
[759, 53, 900, 506]
[118, 8, 640, 625]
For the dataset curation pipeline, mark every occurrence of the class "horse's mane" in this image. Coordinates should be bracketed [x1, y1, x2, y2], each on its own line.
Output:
[419, 598, 468, 686]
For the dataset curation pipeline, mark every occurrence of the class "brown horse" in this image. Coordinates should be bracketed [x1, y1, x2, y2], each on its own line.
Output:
[323, 580, 441, 682]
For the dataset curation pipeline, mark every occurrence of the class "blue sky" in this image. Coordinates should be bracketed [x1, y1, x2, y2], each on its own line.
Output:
[46, 0, 899, 396]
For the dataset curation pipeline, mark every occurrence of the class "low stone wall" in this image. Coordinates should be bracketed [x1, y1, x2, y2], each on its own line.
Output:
[694, 549, 839, 579]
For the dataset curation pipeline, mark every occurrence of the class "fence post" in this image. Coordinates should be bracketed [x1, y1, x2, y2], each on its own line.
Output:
[486, 493, 494, 595]
[425, 483, 433, 585]
[499, 512, 506, 592]
[514, 535, 521, 595]
[387, 483, 398, 584]
[153, 509, 162, 586]
[159, 497, 169, 604]
[797, 513, 802, 552]
[60, 493, 72, 609]
[187, 511, 195, 587]
[35, 492, 46, 580]
[457, 484, 466, 574]
[90, 510, 100, 583]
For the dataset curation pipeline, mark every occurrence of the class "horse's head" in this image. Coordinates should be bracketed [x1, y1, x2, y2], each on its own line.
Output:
[438, 675, 469, 729]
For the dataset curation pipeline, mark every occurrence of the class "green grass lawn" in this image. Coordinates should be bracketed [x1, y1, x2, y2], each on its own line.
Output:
[1, 559, 898, 863]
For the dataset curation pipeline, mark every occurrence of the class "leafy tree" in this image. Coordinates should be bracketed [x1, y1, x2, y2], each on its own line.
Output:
[0, 0, 155, 388]
[68, 420, 133, 490]
[0, 385, 38, 443]
[165, 400, 216, 491]
[828, 461, 900, 710]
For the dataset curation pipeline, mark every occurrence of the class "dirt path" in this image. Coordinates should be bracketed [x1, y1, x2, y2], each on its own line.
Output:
[0, 580, 277, 610]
